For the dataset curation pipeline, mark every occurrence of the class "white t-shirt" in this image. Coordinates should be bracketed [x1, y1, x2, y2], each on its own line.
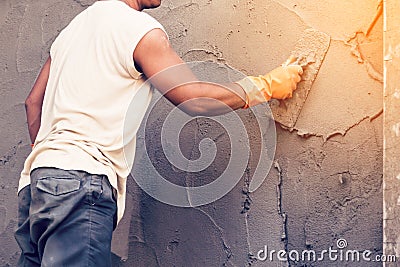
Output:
[19, 0, 166, 223]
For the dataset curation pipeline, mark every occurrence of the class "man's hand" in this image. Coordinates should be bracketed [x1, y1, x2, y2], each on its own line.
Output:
[236, 56, 303, 108]
[264, 64, 303, 99]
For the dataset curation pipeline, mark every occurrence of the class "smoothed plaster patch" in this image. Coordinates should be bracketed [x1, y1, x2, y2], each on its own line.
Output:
[293, 40, 382, 140]
[273, 0, 382, 40]
[346, 30, 383, 83]
[294, 109, 383, 142]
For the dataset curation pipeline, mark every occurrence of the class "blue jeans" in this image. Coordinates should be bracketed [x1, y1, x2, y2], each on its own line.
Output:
[14, 167, 117, 267]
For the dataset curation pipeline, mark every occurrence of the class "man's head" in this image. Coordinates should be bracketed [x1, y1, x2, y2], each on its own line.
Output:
[122, 0, 161, 11]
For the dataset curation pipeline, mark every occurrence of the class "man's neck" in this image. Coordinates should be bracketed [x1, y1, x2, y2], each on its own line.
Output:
[99, 0, 141, 11]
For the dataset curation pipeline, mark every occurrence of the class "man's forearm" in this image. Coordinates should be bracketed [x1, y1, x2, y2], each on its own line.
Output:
[25, 103, 42, 143]
[163, 81, 246, 116]
[25, 57, 51, 144]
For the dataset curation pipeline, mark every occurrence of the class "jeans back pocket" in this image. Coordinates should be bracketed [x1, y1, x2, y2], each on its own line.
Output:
[36, 177, 81, 196]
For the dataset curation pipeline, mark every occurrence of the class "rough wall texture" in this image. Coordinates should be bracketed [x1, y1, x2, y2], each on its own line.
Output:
[383, 0, 400, 264]
[0, 0, 383, 266]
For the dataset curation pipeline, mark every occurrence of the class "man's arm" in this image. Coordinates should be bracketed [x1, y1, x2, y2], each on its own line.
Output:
[133, 29, 302, 116]
[134, 29, 247, 116]
[25, 57, 51, 143]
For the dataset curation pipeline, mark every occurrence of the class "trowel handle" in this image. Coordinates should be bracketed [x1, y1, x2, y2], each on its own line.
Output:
[282, 55, 298, 66]
[283, 55, 308, 68]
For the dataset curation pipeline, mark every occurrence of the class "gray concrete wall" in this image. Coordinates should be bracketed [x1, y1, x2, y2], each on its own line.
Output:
[0, 0, 383, 266]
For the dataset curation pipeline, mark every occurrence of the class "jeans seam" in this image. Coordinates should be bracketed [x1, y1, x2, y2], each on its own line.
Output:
[87, 183, 93, 267]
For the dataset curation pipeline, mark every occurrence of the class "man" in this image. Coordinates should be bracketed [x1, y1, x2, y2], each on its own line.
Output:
[15, 0, 303, 266]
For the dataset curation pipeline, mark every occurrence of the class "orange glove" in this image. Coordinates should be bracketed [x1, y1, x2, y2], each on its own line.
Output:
[236, 56, 303, 108]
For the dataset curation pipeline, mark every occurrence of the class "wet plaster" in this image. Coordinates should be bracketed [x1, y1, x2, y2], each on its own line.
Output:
[148, 1, 382, 266]
[0, 0, 383, 266]
[132, 0, 383, 265]
[276, 115, 383, 266]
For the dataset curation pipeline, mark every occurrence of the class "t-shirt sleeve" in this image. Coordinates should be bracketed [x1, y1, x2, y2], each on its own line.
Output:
[124, 13, 168, 79]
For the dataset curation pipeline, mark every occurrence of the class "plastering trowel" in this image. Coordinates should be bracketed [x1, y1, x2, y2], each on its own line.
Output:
[269, 28, 331, 129]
